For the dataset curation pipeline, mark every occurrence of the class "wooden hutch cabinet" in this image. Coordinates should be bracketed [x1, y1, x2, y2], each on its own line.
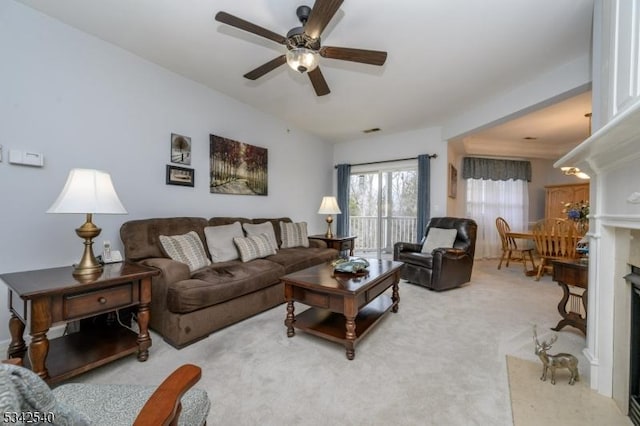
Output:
[545, 183, 589, 220]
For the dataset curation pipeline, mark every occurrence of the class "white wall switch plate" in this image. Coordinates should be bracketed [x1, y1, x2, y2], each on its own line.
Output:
[8, 150, 44, 167]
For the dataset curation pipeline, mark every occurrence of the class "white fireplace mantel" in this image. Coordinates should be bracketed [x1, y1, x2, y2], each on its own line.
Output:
[555, 99, 640, 174]
[552, 98, 640, 411]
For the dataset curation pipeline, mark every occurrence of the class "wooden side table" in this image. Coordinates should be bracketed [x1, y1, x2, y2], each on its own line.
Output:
[308, 235, 357, 256]
[3, 262, 158, 384]
[551, 259, 588, 335]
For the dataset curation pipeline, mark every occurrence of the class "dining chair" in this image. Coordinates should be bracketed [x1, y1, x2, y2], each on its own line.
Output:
[532, 218, 579, 281]
[495, 217, 536, 273]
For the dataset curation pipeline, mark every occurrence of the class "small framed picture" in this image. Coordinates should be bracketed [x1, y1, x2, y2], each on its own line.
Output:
[448, 163, 457, 199]
[171, 133, 191, 165]
[166, 165, 194, 187]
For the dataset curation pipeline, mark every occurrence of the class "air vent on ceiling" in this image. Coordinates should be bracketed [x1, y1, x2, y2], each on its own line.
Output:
[363, 127, 381, 134]
[523, 136, 538, 140]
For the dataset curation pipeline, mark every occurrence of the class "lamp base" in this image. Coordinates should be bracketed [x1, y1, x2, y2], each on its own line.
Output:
[72, 213, 104, 279]
[325, 215, 334, 239]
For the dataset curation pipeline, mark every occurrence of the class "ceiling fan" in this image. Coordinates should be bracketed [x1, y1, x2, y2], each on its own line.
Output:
[215, 0, 387, 96]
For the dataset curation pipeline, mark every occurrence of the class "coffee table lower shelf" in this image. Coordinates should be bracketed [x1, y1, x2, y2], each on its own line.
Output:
[293, 294, 394, 347]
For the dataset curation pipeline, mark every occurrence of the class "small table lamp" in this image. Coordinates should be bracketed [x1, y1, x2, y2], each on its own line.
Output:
[47, 169, 127, 278]
[317, 196, 342, 238]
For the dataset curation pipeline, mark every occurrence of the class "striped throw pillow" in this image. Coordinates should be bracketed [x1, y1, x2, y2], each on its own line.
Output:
[159, 231, 211, 272]
[233, 233, 277, 262]
[280, 221, 309, 248]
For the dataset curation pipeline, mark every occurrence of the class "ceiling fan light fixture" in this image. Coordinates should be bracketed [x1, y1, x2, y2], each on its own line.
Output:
[286, 47, 319, 73]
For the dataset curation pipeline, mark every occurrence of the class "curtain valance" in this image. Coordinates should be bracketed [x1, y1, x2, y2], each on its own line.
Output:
[462, 157, 531, 182]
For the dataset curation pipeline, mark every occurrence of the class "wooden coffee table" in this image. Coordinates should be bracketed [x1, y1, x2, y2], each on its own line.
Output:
[283, 259, 403, 360]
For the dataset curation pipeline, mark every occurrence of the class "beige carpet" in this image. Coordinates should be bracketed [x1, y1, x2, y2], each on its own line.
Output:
[29, 261, 629, 425]
[507, 355, 632, 426]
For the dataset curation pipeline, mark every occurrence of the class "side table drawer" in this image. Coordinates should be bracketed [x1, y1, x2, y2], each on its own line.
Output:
[63, 283, 133, 320]
[552, 263, 588, 288]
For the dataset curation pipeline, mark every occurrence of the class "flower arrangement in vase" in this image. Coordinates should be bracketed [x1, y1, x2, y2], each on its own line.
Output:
[562, 200, 589, 235]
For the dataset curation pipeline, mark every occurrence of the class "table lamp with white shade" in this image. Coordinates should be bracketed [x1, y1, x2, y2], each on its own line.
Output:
[317, 196, 342, 238]
[47, 168, 127, 278]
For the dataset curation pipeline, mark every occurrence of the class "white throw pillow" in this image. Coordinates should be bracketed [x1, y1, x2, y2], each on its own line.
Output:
[280, 221, 309, 248]
[421, 228, 458, 253]
[242, 222, 278, 251]
[233, 233, 277, 262]
[204, 222, 244, 263]
[159, 231, 211, 272]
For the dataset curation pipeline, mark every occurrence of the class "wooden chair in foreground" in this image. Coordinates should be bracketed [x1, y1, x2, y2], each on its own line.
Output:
[495, 217, 536, 274]
[0, 361, 210, 426]
[532, 219, 579, 281]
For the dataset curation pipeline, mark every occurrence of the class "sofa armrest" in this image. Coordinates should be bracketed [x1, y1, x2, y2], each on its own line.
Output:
[141, 257, 190, 283]
[308, 239, 327, 249]
[138, 258, 190, 333]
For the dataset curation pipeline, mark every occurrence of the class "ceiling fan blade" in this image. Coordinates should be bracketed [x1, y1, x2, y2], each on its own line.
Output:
[243, 55, 287, 80]
[320, 46, 387, 66]
[308, 67, 331, 96]
[304, 0, 344, 40]
[215, 11, 286, 45]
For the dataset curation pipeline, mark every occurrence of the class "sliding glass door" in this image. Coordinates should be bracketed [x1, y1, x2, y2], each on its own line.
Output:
[349, 164, 417, 258]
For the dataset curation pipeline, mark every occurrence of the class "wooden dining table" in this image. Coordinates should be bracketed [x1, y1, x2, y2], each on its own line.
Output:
[505, 231, 534, 240]
[505, 230, 585, 277]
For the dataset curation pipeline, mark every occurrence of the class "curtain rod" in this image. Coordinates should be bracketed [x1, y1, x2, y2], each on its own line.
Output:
[334, 154, 437, 169]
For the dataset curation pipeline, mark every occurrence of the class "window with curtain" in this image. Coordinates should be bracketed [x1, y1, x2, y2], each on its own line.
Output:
[463, 157, 530, 259]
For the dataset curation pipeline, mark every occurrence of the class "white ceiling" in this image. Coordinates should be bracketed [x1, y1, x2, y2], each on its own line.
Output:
[16, 0, 594, 155]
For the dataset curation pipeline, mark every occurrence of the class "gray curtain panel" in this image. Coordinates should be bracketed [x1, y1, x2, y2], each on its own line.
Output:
[462, 157, 531, 182]
[336, 164, 351, 236]
[416, 154, 431, 243]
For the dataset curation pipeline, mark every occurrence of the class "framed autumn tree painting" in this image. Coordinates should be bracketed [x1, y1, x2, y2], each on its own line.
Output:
[209, 134, 268, 196]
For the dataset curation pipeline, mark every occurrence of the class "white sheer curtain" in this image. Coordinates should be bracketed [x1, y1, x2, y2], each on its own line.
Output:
[465, 178, 529, 259]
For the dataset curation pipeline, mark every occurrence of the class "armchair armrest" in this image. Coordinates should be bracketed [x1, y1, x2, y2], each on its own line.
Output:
[393, 241, 423, 260]
[433, 247, 468, 259]
[133, 364, 202, 426]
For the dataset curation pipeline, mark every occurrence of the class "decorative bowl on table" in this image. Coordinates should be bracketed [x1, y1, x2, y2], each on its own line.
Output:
[331, 257, 369, 275]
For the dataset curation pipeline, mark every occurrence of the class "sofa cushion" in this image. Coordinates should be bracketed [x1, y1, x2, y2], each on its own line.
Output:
[253, 217, 291, 247]
[167, 260, 285, 313]
[242, 222, 278, 251]
[208, 217, 251, 227]
[265, 247, 338, 274]
[120, 217, 209, 261]
[233, 233, 277, 262]
[421, 228, 457, 253]
[204, 222, 243, 263]
[280, 221, 309, 248]
[160, 231, 211, 272]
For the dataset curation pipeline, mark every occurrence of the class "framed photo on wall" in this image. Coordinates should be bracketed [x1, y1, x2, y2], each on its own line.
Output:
[166, 164, 194, 187]
[171, 133, 192, 165]
[448, 163, 457, 199]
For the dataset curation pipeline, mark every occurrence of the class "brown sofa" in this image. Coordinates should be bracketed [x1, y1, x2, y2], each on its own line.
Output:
[120, 216, 338, 348]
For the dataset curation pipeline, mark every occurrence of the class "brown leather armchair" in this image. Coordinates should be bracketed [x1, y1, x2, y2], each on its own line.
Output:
[393, 217, 477, 291]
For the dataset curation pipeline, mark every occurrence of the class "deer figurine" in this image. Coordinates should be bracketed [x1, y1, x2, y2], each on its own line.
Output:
[532, 325, 579, 385]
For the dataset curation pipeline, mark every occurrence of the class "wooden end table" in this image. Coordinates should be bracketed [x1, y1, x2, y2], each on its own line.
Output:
[551, 259, 588, 335]
[308, 235, 357, 256]
[3, 262, 158, 384]
[283, 259, 402, 360]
